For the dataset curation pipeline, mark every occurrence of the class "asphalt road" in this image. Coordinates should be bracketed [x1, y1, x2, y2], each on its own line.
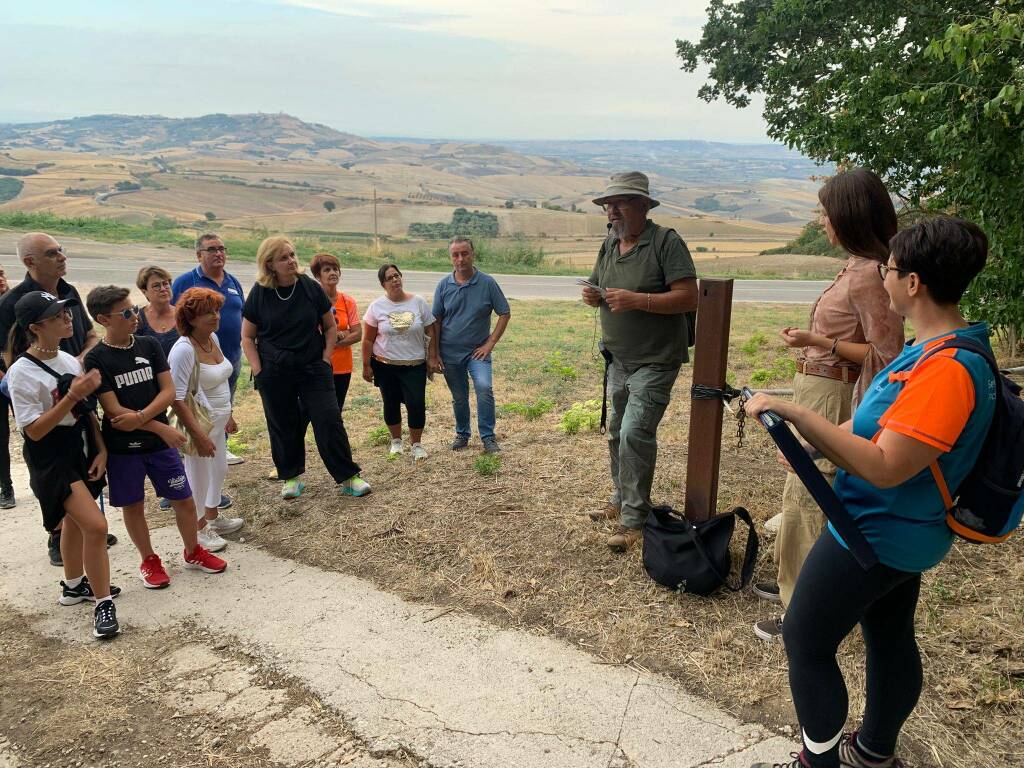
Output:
[0, 236, 830, 302]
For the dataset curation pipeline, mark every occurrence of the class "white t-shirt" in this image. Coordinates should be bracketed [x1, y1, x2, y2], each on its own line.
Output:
[7, 351, 82, 430]
[363, 295, 435, 362]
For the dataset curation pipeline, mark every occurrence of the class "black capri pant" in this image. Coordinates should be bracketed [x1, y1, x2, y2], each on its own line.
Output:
[371, 358, 427, 430]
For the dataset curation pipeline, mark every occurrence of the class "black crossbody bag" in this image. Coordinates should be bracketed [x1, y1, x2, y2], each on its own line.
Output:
[643, 505, 759, 596]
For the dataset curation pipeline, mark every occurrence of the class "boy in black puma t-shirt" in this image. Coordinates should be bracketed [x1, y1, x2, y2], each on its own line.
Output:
[85, 286, 227, 588]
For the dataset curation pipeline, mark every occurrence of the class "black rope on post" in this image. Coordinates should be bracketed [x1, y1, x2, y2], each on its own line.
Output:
[691, 383, 743, 403]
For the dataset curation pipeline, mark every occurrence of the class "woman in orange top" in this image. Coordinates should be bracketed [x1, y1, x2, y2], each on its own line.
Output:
[310, 254, 361, 414]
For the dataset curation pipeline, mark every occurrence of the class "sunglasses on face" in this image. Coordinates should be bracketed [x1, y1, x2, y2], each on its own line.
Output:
[202, 246, 227, 254]
[109, 306, 141, 320]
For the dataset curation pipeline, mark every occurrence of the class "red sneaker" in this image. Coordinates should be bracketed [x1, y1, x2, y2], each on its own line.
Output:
[183, 544, 227, 574]
[139, 554, 170, 589]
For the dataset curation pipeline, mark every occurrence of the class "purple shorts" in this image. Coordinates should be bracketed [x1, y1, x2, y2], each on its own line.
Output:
[106, 447, 192, 507]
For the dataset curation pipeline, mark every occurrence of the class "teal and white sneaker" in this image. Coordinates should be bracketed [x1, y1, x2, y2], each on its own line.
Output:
[340, 475, 371, 497]
[281, 478, 305, 500]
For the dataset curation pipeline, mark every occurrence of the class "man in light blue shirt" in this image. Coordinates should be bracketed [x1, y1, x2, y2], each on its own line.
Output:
[430, 237, 511, 453]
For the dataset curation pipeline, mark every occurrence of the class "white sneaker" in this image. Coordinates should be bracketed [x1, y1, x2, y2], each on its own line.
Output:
[340, 476, 372, 497]
[208, 515, 244, 535]
[225, 449, 245, 466]
[410, 443, 428, 461]
[389, 439, 404, 456]
[197, 528, 228, 553]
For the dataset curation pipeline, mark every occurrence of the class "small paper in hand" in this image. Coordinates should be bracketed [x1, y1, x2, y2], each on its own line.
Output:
[576, 278, 606, 298]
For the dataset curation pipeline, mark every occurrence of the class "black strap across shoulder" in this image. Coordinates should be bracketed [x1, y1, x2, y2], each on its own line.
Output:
[23, 352, 63, 379]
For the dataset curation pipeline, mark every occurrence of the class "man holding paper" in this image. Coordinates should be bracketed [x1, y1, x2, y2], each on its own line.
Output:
[581, 172, 698, 552]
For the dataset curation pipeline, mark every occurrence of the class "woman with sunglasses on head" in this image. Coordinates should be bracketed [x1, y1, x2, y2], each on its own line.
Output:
[754, 169, 905, 642]
[5, 291, 120, 639]
[136, 266, 180, 358]
[361, 263, 438, 461]
[241, 237, 370, 501]
[746, 217, 994, 768]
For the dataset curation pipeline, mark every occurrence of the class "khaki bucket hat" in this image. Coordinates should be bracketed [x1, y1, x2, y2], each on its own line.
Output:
[592, 171, 660, 208]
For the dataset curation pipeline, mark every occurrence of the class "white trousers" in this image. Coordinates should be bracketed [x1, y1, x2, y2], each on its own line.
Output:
[184, 412, 231, 514]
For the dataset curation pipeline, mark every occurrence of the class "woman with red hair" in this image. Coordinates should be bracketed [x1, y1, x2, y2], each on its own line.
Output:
[168, 287, 244, 552]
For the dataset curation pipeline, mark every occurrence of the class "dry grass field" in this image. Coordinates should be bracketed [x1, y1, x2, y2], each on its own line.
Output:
[0, 147, 801, 252]
[206, 299, 1024, 768]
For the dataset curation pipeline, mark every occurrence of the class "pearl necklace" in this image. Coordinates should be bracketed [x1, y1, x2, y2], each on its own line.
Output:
[101, 334, 135, 350]
[30, 343, 60, 355]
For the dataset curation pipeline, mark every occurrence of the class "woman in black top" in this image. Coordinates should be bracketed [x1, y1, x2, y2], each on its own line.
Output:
[135, 266, 179, 358]
[241, 236, 370, 500]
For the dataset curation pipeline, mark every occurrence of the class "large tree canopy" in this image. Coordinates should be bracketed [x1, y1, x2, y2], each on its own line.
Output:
[678, 2, 1024, 341]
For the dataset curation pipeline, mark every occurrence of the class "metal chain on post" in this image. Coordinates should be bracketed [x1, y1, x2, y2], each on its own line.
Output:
[690, 382, 746, 449]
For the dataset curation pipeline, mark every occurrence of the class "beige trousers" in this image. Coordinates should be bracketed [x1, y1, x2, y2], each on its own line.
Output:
[775, 372, 854, 608]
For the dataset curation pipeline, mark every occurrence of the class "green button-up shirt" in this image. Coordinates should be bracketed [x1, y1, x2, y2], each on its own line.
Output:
[589, 220, 697, 366]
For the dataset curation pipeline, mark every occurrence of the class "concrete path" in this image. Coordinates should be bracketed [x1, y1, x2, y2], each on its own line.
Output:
[0, 233, 828, 303]
[0, 460, 796, 768]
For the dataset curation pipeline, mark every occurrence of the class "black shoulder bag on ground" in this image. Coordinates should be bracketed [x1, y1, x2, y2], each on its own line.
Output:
[643, 505, 759, 596]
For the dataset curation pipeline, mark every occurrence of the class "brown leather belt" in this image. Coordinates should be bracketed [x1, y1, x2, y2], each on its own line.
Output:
[798, 360, 859, 383]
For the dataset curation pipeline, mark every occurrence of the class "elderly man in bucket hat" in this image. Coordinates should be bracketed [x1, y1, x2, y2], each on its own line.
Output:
[581, 172, 698, 552]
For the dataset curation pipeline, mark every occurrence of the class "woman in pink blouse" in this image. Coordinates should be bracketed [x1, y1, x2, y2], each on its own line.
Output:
[754, 168, 905, 642]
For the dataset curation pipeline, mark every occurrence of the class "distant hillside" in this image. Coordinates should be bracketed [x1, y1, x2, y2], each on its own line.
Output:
[0, 111, 819, 229]
[0, 113, 380, 157]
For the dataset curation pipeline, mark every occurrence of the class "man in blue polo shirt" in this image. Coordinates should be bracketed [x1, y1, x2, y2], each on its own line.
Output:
[430, 237, 511, 454]
[172, 233, 245, 464]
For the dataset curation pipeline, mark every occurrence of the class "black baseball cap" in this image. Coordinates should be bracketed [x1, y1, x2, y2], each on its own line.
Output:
[15, 291, 79, 329]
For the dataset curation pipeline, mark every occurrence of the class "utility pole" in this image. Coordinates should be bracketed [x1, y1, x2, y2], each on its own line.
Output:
[372, 185, 380, 254]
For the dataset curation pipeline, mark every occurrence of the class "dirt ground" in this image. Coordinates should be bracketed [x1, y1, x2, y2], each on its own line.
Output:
[0, 611, 416, 768]
[214, 300, 1024, 768]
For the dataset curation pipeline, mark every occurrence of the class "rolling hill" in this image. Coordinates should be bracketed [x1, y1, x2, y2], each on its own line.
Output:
[0, 113, 813, 250]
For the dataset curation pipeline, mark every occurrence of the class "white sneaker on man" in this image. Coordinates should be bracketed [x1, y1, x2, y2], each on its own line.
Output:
[410, 443, 428, 461]
[197, 528, 228, 553]
[225, 449, 245, 465]
[389, 439, 404, 456]
[208, 515, 244, 535]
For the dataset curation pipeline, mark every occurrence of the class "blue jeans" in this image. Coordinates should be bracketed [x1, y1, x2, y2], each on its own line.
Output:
[442, 358, 495, 439]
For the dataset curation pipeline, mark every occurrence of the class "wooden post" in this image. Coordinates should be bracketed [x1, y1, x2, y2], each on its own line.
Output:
[683, 278, 734, 523]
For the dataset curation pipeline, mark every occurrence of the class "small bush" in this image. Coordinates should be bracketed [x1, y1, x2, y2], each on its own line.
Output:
[474, 453, 501, 476]
[499, 399, 554, 421]
[226, 436, 249, 455]
[560, 400, 602, 435]
[542, 351, 577, 381]
[740, 332, 769, 356]
[367, 425, 391, 446]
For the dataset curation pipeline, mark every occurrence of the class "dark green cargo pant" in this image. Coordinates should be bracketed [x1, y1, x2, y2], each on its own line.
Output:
[606, 360, 681, 529]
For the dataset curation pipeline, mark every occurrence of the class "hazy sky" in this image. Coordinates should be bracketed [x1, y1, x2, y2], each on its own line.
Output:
[1, 0, 770, 142]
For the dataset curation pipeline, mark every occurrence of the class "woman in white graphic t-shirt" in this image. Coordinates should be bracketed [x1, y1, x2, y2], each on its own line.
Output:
[361, 263, 438, 461]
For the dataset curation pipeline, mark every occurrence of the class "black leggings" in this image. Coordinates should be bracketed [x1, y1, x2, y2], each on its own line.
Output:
[371, 359, 426, 430]
[784, 532, 922, 767]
